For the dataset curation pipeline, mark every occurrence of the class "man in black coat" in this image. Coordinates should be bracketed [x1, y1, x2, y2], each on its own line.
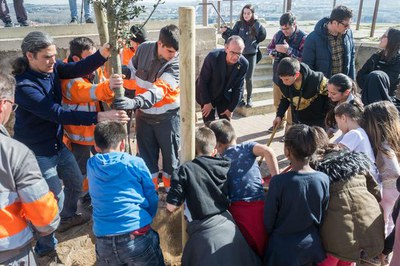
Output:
[196, 35, 249, 123]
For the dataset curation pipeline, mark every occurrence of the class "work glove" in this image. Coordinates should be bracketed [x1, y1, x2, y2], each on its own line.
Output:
[113, 96, 140, 110]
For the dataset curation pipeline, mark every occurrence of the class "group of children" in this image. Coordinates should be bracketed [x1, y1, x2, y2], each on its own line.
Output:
[86, 97, 400, 266]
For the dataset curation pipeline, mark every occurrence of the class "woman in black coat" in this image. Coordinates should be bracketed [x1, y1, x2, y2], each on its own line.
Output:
[357, 27, 400, 105]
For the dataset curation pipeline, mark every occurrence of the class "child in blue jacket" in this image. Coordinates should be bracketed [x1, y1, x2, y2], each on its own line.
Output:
[87, 121, 164, 265]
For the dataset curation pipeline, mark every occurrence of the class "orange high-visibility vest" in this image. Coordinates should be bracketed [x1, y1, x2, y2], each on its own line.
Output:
[61, 64, 114, 146]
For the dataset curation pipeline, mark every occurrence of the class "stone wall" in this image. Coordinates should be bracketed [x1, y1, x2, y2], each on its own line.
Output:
[0, 24, 217, 77]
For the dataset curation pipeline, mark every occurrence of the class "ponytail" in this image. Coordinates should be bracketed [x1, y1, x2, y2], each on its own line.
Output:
[12, 57, 29, 75]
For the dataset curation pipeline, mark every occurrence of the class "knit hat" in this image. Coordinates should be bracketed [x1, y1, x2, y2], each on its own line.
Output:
[130, 25, 147, 44]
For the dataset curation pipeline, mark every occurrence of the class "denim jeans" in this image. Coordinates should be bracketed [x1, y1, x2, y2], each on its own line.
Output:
[34, 145, 83, 255]
[95, 229, 165, 266]
[69, 0, 91, 20]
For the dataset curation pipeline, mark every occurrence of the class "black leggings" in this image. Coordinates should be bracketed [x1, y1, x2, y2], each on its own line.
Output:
[244, 53, 257, 101]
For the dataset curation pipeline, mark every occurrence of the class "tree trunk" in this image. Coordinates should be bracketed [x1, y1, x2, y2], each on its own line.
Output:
[106, 0, 124, 100]
[93, 2, 111, 77]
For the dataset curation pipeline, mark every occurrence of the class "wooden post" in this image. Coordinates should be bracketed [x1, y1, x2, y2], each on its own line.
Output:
[356, 0, 364, 30]
[179, 6, 195, 248]
[202, 0, 208, 26]
[286, 0, 292, 11]
[332, 0, 336, 8]
[370, 0, 380, 37]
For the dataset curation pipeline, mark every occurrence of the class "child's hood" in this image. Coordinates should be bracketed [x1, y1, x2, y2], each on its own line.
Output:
[88, 152, 130, 180]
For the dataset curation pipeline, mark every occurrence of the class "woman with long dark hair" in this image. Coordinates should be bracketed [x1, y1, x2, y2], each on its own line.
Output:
[222, 4, 266, 107]
[325, 73, 362, 137]
[357, 27, 400, 105]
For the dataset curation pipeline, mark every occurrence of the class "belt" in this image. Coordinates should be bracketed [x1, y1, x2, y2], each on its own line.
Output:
[130, 225, 151, 240]
[98, 225, 152, 240]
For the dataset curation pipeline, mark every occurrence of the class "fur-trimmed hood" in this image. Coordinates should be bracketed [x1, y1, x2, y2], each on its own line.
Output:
[316, 149, 371, 183]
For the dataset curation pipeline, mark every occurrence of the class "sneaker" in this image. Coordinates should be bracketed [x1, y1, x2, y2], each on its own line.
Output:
[238, 99, 246, 107]
[57, 213, 90, 233]
[267, 124, 284, 133]
[85, 17, 94, 23]
[4, 21, 12, 27]
[19, 20, 29, 26]
[69, 18, 78, 24]
[246, 98, 253, 108]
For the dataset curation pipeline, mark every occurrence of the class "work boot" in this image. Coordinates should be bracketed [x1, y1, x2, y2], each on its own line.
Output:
[57, 213, 90, 233]
[37, 249, 64, 265]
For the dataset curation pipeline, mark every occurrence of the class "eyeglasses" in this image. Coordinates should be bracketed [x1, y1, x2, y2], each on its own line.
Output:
[339, 21, 351, 28]
[4, 99, 18, 111]
[228, 50, 242, 57]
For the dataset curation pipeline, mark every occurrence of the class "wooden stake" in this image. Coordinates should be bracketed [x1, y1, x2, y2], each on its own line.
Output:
[179, 6, 196, 249]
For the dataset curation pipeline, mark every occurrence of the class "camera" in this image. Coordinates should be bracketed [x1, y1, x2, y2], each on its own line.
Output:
[270, 50, 284, 58]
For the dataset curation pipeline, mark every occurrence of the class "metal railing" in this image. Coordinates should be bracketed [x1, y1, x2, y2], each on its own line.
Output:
[198, 1, 227, 28]
[200, 0, 381, 38]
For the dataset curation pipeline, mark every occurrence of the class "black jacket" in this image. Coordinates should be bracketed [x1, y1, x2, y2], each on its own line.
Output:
[222, 19, 267, 55]
[166, 156, 230, 220]
[357, 52, 400, 96]
[196, 49, 249, 111]
[277, 63, 329, 127]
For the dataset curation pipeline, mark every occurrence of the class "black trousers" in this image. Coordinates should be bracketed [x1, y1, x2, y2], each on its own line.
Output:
[202, 98, 231, 124]
[0, 0, 27, 23]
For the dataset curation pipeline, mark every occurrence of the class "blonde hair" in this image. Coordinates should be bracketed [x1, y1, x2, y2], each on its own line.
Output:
[361, 101, 400, 158]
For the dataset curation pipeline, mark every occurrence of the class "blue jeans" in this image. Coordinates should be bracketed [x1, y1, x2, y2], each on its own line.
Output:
[34, 146, 83, 255]
[69, 0, 91, 20]
[95, 229, 165, 266]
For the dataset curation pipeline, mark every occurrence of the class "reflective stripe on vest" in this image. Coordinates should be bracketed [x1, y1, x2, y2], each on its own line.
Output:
[0, 226, 32, 252]
[64, 131, 95, 143]
[63, 103, 97, 112]
[0, 191, 18, 209]
[65, 78, 85, 100]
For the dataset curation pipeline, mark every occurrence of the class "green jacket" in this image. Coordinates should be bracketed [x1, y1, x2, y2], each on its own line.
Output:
[316, 149, 384, 262]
